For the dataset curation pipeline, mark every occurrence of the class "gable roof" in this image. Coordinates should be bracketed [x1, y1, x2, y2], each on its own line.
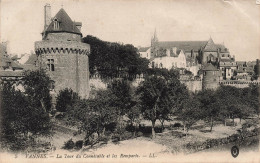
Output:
[45, 8, 82, 36]
[203, 38, 218, 52]
[158, 41, 207, 52]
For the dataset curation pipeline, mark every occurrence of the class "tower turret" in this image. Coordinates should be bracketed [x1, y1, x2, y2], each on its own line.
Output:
[35, 7, 90, 98]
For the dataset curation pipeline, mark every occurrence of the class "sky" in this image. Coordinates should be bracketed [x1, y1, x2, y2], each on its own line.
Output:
[1, 0, 260, 61]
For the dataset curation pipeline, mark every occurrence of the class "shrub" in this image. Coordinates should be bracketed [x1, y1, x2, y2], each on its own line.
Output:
[120, 131, 133, 141]
[56, 88, 80, 112]
[63, 139, 75, 150]
[136, 131, 143, 137]
[173, 123, 182, 128]
[75, 140, 83, 149]
[99, 135, 110, 143]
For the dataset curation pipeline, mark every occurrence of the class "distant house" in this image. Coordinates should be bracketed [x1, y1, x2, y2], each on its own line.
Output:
[0, 43, 24, 84]
[219, 59, 237, 80]
[138, 47, 151, 59]
[235, 61, 256, 80]
[150, 48, 186, 70]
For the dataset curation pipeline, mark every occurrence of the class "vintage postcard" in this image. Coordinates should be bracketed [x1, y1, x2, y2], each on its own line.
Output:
[0, 0, 259, 162]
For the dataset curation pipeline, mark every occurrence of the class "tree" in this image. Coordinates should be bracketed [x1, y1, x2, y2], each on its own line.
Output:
[177, 96, 201, 135]
[216, 85, 256, 126]
[23, 69, 52, 112]
[109, 79, 133, 139]
[56, 88, 80, 112]
[246, 84, 260, 116]
[83, 35, 149, 79]
[136, 75, 170, 138]
[0, 70, 52, 151]
[67, 90, 118, 142]
[197, 89, 219, 132]
[22, 69, 52, 135]
[252, 59, 259, 80]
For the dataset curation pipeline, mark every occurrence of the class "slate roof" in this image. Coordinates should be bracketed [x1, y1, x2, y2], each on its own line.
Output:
[0, 52, 23, 70]
[216, 44, 229, 52]
[138, 47, 150, 52]
[24, 54, 37, 65]
[0, 70, 23, 77]
[44, 8, 82, 36]
[203, 63, 218, 71]
[11, 55, 21, 61]
[203, 38, 218, 52]
[220, 58, 233, 62]
[158, 41, 207, 52]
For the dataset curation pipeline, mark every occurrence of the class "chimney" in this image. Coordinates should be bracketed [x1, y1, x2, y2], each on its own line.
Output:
[44, 4, 51, 30]
[75, 22, 82, 32]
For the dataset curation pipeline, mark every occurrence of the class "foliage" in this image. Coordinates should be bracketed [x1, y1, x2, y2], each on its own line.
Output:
[178, 96, 201, 134]
[110, 79, 133, 116]
[56, 88, 80, 112]
[63, 139, 75, 150]
[23, 69, 52, 112]
[197, 89, 218, 131]
[194, 85, 259, 130]
[67, 90, 118, 140]
[252, 60, 259, 80]
[83, 35, 149, 79]
[137, 75, 169, 138]
[0, 69, 52, 151]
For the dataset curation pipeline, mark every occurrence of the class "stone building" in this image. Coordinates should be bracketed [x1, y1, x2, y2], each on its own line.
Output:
[139, 30, 236, 78]
[150, 48, 186, 70]
[219, 59, 237, 80]
[138, 47, 151, 59]
[202, 64, 220, 90]
[0, 43, 24, 89]
[35, 4, 90, 98]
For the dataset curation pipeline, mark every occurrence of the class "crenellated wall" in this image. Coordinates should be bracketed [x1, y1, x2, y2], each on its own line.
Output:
[35, 40, 90, 98]
[219, 80, 260, 88]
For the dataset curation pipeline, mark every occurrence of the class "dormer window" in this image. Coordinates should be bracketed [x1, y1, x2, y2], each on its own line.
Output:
[53, 18, 59, 30]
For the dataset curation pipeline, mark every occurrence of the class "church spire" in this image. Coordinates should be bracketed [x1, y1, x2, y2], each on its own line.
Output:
[153, 28, 158, 42]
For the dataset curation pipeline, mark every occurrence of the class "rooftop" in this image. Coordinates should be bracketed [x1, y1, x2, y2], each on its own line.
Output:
[44, 8, 82, 36]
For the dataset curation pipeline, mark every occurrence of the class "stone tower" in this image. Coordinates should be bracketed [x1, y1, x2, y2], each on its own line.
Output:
[35, 5, 90, 98]
[202, 64, 220, 90]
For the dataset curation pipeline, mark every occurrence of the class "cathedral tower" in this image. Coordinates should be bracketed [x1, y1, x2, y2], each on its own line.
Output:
[35, 5, 90, 98]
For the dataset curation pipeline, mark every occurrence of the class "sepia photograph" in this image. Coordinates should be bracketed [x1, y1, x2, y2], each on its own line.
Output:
[0, 0, 260, 162]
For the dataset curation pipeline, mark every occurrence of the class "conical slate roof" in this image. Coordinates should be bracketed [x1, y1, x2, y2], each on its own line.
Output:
[45, 8, 82, 35]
